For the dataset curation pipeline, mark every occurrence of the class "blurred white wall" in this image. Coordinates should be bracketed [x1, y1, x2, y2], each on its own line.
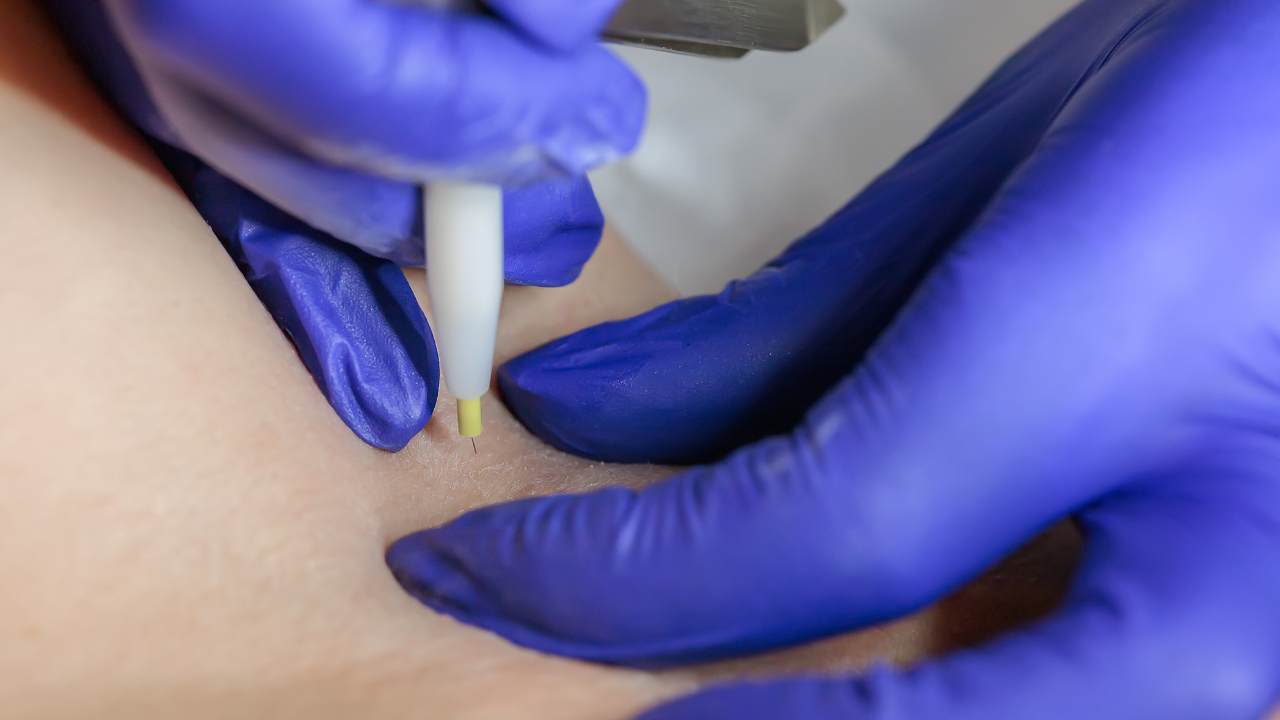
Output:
[590, 0, 1082, 295]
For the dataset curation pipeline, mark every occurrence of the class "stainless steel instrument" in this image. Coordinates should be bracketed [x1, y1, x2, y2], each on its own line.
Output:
[411, 0, 845, 59]
[605, 0, 845, 58]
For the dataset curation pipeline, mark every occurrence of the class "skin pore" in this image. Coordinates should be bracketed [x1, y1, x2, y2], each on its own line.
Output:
[0, 2, 1081, 717]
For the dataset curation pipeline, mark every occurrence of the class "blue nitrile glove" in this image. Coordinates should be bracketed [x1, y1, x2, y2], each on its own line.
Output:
[388, 0, 1280, 717]
[43, 0, 641, 265]
[41, 0, 639, 450]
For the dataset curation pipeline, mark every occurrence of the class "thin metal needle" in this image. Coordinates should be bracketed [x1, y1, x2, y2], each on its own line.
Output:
[471, 438, 477, 456]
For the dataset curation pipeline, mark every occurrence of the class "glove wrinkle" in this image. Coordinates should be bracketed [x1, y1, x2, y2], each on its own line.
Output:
[154, 143, 439, 452]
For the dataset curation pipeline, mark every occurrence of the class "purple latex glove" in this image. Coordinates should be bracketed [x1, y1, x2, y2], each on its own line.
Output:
[51, 0, 642, 265]
[40, 0, 628, 450]
[388, 0, 1280, 717]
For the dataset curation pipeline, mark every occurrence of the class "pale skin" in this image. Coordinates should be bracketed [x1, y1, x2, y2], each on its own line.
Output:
[0, 2, 1084, 717]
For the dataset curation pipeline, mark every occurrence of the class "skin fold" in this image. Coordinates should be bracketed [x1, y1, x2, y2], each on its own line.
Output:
[1, 2, 1091, 717]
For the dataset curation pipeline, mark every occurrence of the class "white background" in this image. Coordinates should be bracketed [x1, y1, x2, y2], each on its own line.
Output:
[590, 0, 1083, 295]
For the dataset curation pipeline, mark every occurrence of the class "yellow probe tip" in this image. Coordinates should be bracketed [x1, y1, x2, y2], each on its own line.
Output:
[456, 398, 482, 438]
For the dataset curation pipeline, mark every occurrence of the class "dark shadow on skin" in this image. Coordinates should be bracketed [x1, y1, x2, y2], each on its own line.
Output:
[678, 522, 1083, 681]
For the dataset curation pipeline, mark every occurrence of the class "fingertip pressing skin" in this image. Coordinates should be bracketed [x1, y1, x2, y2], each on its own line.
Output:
[151, 142, 440, 452]
[496, 0, 1148, 466]
[44, 0, 623, 450]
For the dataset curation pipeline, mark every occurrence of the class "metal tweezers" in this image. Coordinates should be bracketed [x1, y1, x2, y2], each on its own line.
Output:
[605, 0, 845, 58]
[411, 0, 846, 59]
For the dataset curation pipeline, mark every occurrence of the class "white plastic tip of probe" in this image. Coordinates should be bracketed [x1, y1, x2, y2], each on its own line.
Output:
[424, 181, 504, 438]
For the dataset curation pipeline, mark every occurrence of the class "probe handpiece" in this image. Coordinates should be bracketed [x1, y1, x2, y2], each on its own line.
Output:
[425, 182, 504, 439]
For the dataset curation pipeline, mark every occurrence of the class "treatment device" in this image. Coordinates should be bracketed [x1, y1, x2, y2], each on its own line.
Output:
[422, 0, 846, 439]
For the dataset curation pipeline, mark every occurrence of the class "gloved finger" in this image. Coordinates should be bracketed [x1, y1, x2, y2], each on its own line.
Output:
[40, 0, 418, 260]
[392, 0, 1280, 662]
[391, 355, 1092, 666]
[496, 0, 1168, 465]
[43, 0, 610, 285]
[106, 0, 646, 185]
[156, 125, 606, 282]
[637, 467, 1280, 720]
[502, 175, 604, 287]
[484, 0, 627, 52]
[150, 79, 604, 278]
[156, 143, 439, 451]
[160, 110, 604, 280]
[155, 104, 606, 278]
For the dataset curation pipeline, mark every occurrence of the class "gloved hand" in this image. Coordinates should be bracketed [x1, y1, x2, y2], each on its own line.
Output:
[41, 0, 643, 450]
[388, 0, 1280, 717]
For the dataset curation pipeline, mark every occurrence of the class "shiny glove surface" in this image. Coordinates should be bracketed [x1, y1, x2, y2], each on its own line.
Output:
[43, 0, 641, 265]
[389, 0, 1280, 717]
[42, 0, 624, 449]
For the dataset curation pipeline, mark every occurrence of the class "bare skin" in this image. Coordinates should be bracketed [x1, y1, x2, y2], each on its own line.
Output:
[0, 3, 1089, 718]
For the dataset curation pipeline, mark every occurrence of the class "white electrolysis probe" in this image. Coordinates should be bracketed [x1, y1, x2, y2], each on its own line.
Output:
[425, 182, 504, 439]
[414, 0, 846, 441]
